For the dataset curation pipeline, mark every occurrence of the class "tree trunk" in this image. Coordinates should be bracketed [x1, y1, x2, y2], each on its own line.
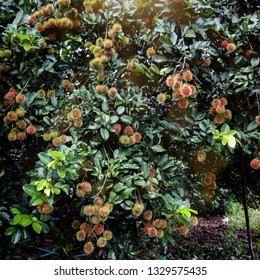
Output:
[241, 150, 255, 260]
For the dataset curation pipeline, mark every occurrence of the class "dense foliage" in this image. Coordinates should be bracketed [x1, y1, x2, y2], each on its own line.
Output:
[0, 0, 259, 259]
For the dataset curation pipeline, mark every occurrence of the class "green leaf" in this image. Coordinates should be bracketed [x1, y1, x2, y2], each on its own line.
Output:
[141, 162, 150, 179]
[20, 215, 32, 227]
[227, 135, 236, 148]
[110, 115, 119, 124]
[247, 121, 258, 131]
[120, 188, 134, 200]
[38, 152, 52, 164]
[120, 115, 133, 124]
[21, 39, 31, 51]
[13, 215, 22, 225]
[221, 135, 229, 146]
[23, 184, 38, 197]
[151, 145, 165, 152]
[5, 227, 18, 236]
[251, 57, 259, 67]
[57, 168, 67, 178]
[11, 208, 21, 215]
[116, 106, 125, 115]
[100, 128, 110, 140]
[11, 230, 21, 244]
[32, 222, 42, 234]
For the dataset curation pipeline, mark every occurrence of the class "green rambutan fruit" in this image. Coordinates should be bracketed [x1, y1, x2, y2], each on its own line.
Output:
[97, 237, 107, 248]
[76, 230, 86, 241]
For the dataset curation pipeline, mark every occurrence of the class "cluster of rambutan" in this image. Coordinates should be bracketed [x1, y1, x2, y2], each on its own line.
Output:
[37, 203, 54, 214]
[115, 124, 142, 146]
[0, 49, 12, 58]
[201, 172, 217, 190]
[197, 150, 207, 163]
[126, 58, 140, 73]
[83, 0, 104, 13]
[37, 89, 56, 99]
[95, 84, 119, 99]
[3, 89, 26, 107]
[27, 2, 81, 41]
[61, 79, 75, 92]
[166, 70, 198, 108]
[71, 197, 113, 254]
[75, 181, 92, 197]
[143, 210, 168, 238]
[220, 40, 237, 53]
[250, 158, 260, 170]
[87, 22, 129, 73]
[42, 130, 67, 147]
[210, 98, 232, 125]
[66, 108, 83, 128]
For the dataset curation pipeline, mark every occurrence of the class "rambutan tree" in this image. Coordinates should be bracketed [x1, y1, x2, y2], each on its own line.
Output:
[0, 0, 259, 259]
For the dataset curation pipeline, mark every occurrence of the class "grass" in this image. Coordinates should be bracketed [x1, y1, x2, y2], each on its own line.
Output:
[227, 202, 260, 232]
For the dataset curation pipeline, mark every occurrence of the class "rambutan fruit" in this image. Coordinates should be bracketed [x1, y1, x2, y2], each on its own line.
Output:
[161, 220, 168, 229]
[146, 47, 156, 57]
[93, 197, 103, 206]
[80, 223, 89, 232]
[108, 87, 118, 98]
[210, 107, 217, 115]
[124, 125, 134, 136]
[26, 125, 36, 135]
[181, 84, 193, 97]
[250, 158, 260, 170]
[50, 130, 59, 138]
[226, 43, 236, 52]
[3, 115, 10, 124]
[97, 73, 105, 81]
[144, 225, 151, 233]
[197, 150, 207, 163]
[119, 135, 130, 145]
[108, 28, 116, 38]
[101, 55, 109, 63]
[83, 242, 94, 254]
[157, 93, 166, 103]
[76, 188, 85, 198]
[71, 108, 81, 119]
[156, 229, 164, 238]
[221, 40, 228, 48]
[211, 181, 217, 189]
[84, 41, 92, 48]
[178, 98, 189, 108]
[60, 135, 67, 143]
[166, 75, 174, 87]
[214, 114, 225, 125]
[52, 137, 62, 147]
[216, 105, 225, 114]
[8, 111, 17, 122]
[255, 115, 260, 125]
[85, 5, 93, 13]
[90, 215, 101, 225]
[129, 136, 136, 145]
[148, 227, 157, 237]
[84, 205, 94, 216]
[47, 90, 55, 98]
[114, 123, 122, 134]
[225, 110, 232, 121]
[179, 226, 189, 235]
[76, 230, 86, 241]
[132, 203, 144, 216]
[189, 216, 199, 226]
[133, 132, 142, 142]
[245, 50, 253, 57]
[203, 177, 212, 186]
[81, 182, 92, 194]
[153, 219, 162, 229]
[97, 237, 107, 248]
[143, 210, 153, 221]
[219, 97, 228, 106]
[17, 132, 27, 141]
[8, 132, 17, 141]
[99, 206, 110, 217]
[73, 119, 83, 128]
[71, 220, 80, 229]
[37, 89, 46, 98]
[42, 204, 53, 214]
[94, 224, 104, 235]
[204, 58, 211, 66]
[103, 39, 113, 49]
[16, 94, 26, 104]
[112, 22, 122, 32]
[182, 70, 193, 82]
[62, 80, 70, 88]
[103, 230, 113, 240]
